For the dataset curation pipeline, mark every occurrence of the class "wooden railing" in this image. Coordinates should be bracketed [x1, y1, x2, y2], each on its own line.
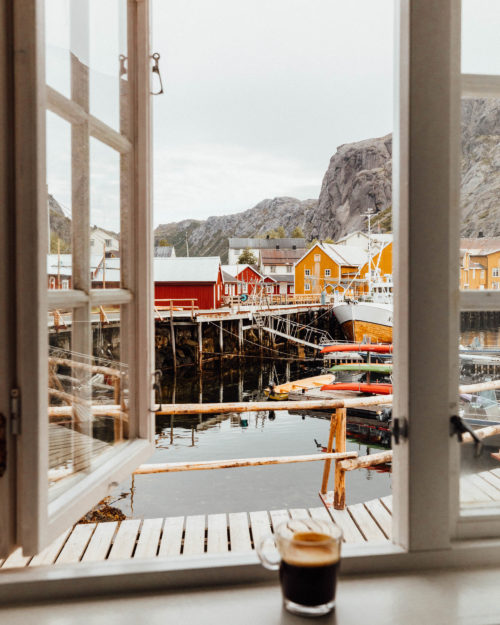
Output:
[154, 299, 199, 321]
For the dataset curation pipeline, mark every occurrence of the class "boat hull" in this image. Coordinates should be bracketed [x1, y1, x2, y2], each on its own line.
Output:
[332, 302, 393, 343]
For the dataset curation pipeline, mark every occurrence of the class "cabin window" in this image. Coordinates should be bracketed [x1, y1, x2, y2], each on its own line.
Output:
[304, 268, 311, 276]
[286, 266, 292, 273]
[314, 254, 320, 262]
[304, 283, 311, 291]
[493, 268, 499, 277]
[325, 269, 331, 277]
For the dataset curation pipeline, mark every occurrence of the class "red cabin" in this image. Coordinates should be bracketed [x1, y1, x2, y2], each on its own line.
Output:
[154, 257, 224, 310]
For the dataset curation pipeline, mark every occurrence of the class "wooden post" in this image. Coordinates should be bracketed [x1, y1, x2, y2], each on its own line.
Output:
[238, 318, 243, 355]
[219, 320, 223, 356]
[334, 408, 347, 510]
[169, 301, 176, 373]
[321, 411, 337, 494]
[198, 321, 203, 370]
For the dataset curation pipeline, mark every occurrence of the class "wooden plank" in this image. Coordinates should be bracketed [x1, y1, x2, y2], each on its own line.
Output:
[380, 495, 393, 513]
[309, 506, 334, 523]
[269, 509, 290, 533]
[488, 468, 500, 482]
[183, 515, 206, 555]
[249, 511, 271, 548]
[1, 547, 30, 569]
[348, 503, 388, 542]
[229, 512, 252, 553]
[107, 519, 141, 560]
[56, 523, 96, 564]
[82, 522, 118, 562]
[289, 509, 310, 520]
[207, 514, 228, 554]
[29, 528, 72, 567]
[364, 499, 392, 540]
[134, 518, 163, 559]
[460, 476, 489, 504]
[476, 471, 500, 495]
[159, 516, 184, 557]
[467, 473, 500, 501]
[329, 508, 365, 544]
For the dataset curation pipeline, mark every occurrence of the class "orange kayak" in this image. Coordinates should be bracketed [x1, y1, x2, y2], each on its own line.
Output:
[321, 383, 393, 395]
[321, 344, 393, 354]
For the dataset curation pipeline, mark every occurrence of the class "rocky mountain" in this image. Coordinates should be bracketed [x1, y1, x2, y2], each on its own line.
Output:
[154, 198, 319, 261]
[461, 98, 500, 237]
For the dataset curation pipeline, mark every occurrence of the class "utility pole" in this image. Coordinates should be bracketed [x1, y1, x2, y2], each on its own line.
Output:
[185, 231, 189, 257]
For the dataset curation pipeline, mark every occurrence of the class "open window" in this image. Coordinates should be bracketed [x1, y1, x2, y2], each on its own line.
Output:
[0, 0, 154, 557]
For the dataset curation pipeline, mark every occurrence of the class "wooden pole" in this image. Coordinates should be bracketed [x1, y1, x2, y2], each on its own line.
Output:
[133, 451, 358, 474]
[170, 301, 176, 373]
[338, 450, 393, 471]
[321, 411, 337, 494]
[238, 318, 243, 355]
[334, 407, 347, 510]
[219, 320, 223, 356]
[198, 321, 203, 370]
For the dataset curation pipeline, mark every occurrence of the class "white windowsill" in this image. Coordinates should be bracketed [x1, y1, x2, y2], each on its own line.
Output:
[2, 552, 500, 624]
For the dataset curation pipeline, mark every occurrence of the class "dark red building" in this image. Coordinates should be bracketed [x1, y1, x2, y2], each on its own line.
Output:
[154, 257, 224, 310]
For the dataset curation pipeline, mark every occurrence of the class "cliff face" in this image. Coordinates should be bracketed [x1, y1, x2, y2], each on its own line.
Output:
[461, 98, 500, 236]
[154, 198, 318, 262]
[313, 134, 392, 240]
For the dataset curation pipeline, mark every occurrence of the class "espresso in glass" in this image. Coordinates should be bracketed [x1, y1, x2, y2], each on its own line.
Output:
[279, 531, 340, 608]
[257, 519, 343, 617]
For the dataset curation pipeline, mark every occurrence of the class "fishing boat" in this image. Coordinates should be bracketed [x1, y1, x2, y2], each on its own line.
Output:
[329, 363, 393, 374]
[264, 373, 335, 401]
[332, 299, 393, 344]
[321, 382, 393, 395]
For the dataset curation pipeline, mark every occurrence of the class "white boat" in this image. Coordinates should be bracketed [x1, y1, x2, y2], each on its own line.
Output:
[332, 297, 393, 344]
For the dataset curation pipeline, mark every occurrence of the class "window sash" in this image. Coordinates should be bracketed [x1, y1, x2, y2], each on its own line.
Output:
[11, 0, 154, 556]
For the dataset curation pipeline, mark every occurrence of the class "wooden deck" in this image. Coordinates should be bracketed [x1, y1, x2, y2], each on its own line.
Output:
[2, 469, 500, 569]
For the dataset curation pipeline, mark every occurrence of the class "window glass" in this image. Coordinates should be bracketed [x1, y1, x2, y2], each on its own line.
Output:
[462, 0, 500, 75]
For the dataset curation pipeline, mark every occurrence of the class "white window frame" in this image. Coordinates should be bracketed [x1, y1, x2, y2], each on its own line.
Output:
[5, 0, 500, 603]
[492, 268, 499, 277]
[304, 268, 310, 276]
[304, 282, 311, 291]
[0, 0, 154, 556]
[325, 268, 331, 277]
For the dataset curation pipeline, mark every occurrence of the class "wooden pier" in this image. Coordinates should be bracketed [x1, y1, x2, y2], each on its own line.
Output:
[3, 468, 500, 569]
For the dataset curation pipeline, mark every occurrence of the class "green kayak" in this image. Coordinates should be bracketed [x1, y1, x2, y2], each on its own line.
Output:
[329, 363, 393, 374]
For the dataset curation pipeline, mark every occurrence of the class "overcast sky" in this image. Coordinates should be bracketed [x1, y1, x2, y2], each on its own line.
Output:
[45, 0, 500, 231]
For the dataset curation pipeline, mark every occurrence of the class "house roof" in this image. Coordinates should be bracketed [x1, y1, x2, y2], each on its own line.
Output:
[222, 270, 243, 284]
[268, 273, 294, 283]
[155, 257, 221, 283]
[221, 264, 265, 280]
[460, 238, 500, 256]
[92, 257, 121, 282]
[154, 246, 175, 258]
[260, 249, 305, 265]
[321, 243, 368, 267]
[229, 238, 306, 250]
[47, 254, 106, 276]
[336, 231, 393, 245]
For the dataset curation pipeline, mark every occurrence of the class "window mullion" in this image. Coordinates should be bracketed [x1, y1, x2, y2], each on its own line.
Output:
[69, 0, 92, 473]
[393, 0, 461, 552]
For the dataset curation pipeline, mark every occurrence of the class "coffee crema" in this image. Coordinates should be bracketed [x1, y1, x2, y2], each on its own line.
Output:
[280, 531, 340, 568]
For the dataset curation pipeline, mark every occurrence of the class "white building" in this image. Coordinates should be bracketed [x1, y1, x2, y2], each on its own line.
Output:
[90, 226, 120, 253]
[227, 237, 306, 265]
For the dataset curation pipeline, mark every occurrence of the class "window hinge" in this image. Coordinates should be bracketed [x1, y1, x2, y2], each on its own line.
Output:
[390, 417, 408, 445]
[10, 388, 20, 436]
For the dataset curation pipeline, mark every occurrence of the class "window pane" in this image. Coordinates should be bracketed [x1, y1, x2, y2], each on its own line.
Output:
[90, 137, 121, 284]
[459, 312, 500, 513]
[47, 111, 72, 286]
[462, 1, 500, 75]
[45, 0, 71, 97]
[89, 0, 128, 131]
[48, 307, 129, 500]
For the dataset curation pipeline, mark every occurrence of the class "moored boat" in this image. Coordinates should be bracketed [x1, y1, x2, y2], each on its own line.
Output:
[321, 343, 393, 354]
[265, 373, 335, 401]
[332, 300, 393, 344]
[329, 363, 393, 374]
[321, 382, 393, 395]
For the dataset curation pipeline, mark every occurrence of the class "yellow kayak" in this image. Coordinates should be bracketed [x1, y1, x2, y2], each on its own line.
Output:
[265, 374, 335, 401]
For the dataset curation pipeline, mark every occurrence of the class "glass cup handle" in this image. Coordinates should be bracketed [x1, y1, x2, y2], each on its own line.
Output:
[256, 534, 280, 571]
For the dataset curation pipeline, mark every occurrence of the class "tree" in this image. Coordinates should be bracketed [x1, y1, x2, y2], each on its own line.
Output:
[237, 248, 258, 265]
[50, 232, 71, 253]
[324, 237, 334, 244]
[265, 226, 286, 239]
[157, 238, 170, 247]
[291, 226, 304, 238]
[306, 238, 318, 249]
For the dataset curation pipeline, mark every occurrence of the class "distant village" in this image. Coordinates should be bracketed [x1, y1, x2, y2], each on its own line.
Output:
[47, 225, 500, 311]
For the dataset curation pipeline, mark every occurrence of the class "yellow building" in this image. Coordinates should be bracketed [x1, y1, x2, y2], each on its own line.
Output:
[294, 243, 367, 296]
[359, 242, 393, 293]
[460, 238, 500, 289]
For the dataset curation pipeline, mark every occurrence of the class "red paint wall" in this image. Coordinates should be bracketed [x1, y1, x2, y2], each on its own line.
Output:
[155, 268, 224, 310]
[235, 266, 263, 295]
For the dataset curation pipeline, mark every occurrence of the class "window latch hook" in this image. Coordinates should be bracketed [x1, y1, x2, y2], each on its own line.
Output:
[150, 52, 164, 95]
[450, 414, 483, 457]
[150, 369, 163, 413]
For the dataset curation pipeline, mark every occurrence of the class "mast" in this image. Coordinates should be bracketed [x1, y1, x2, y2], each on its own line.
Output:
[363, 208, 375, 296]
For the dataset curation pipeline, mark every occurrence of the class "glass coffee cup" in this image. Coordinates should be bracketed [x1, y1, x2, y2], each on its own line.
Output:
[256, 519, 343, 617]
